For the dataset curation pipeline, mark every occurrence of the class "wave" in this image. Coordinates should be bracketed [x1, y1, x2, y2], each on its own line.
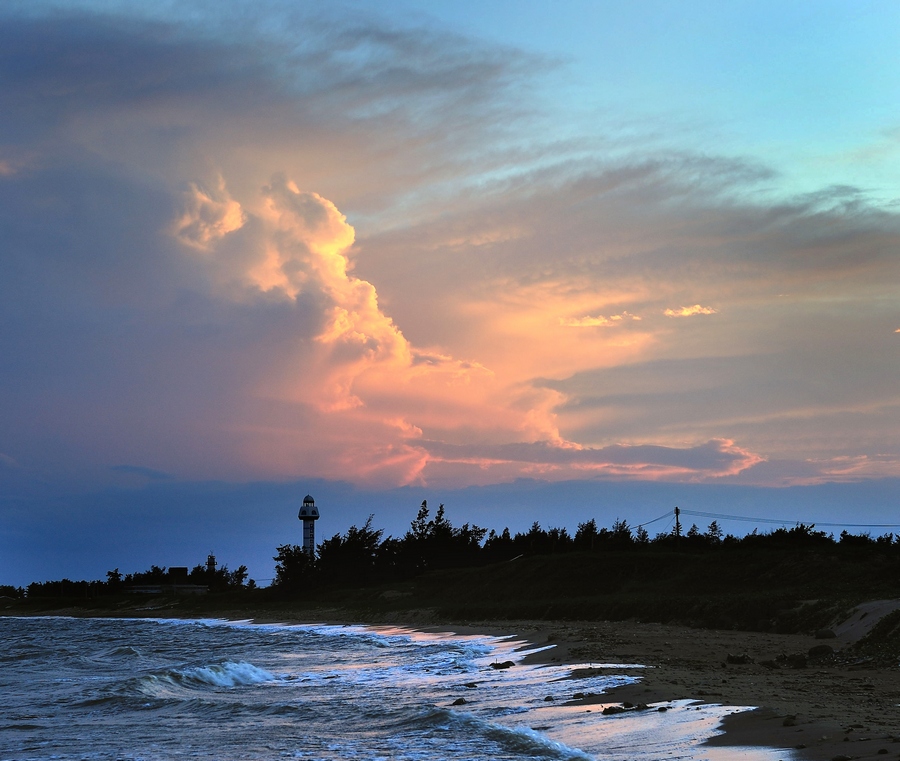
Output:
[107, 645, 141, 657]
[407, 707, 594, 761]
[481, 722, 595, 761]
[131, 661, 276, 697]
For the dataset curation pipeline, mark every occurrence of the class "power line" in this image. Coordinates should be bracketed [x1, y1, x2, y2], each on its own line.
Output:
[633, 510, 672, 529]
[679, 508, 900, 530]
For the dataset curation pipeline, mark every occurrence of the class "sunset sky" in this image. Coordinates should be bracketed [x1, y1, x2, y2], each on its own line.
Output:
[2, 1, 900, 586]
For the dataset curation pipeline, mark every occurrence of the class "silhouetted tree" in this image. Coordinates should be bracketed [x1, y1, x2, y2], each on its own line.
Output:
[610, 518, 633, 548]
[705, 521, 723, 544]
[574, 519, 599, 551]
[318, 515, 384, 583]
[401, 502, 487, 570]
[228, 565, 249, 588]
[106, 568, 123, 591]
[483, 527, 515, 561]
[273, 544, 315, 592]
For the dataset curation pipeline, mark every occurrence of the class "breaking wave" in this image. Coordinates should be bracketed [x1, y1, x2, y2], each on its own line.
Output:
[412, 707, 594, 761]
[132, 661, 276, 697]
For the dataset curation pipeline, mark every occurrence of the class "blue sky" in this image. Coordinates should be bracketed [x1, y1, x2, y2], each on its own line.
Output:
[387, 0, 900, 199]
[1, 1, 899, 586]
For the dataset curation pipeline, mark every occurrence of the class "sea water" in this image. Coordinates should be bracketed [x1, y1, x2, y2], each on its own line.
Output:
[0, 616, 792, 761]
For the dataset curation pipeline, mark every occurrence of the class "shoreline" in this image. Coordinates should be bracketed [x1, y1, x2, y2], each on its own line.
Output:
[363, 615, 900, 761]
[445, 618, 900, 761]
[5, 605, 899, 760]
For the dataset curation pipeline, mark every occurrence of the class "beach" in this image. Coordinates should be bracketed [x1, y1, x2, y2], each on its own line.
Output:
[266, 598, 899, 761]
[5, 598, 899, 760]
[431, 614, 900, 761]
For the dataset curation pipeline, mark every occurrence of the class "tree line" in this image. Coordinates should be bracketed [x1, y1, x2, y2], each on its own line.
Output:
[7, 500, 897, 600]
[271, 500, 900, 593]
[7, 561, 250, 600]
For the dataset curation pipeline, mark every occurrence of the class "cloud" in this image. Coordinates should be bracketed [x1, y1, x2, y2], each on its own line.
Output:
[560, 312, 641, 327]
[419, 438, 764, 482]
[0, 8, 579, 492]
[157, 172, 579, 485]
[664, 304, 718, 317]
[162, 175, 777, 487]
[250, 176, 408, 411]
[173, 177, 245, 250]
[811, 455, 900, 480]
[0, 8, 548, 225]
[0, 5, 899, 496]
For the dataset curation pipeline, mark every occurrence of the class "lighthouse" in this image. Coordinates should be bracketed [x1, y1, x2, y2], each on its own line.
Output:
[298, 494, 320, 557]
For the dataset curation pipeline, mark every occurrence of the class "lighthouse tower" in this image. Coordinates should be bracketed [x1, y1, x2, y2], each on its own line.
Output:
[298, 494, 320, 557]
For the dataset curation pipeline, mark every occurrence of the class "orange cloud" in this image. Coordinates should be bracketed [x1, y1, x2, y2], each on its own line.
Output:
[167, 177, 765, 487]
[168, 176, 577, 484]
[560, 311, 641, 327]
[664, 304, 717, 317]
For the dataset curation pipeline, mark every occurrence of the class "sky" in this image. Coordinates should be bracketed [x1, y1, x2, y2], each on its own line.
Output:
[1, 1, 899, 587]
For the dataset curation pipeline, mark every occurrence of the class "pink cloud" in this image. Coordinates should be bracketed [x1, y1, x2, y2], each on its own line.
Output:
[166, 177, 577, 484]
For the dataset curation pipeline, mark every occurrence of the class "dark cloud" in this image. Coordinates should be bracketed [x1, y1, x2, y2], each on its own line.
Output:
[0, 7, 549, 217]
[419, 438, 760, 479]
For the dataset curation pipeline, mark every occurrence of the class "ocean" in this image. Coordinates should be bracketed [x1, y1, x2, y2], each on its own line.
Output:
[0, 616, 790, 761]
